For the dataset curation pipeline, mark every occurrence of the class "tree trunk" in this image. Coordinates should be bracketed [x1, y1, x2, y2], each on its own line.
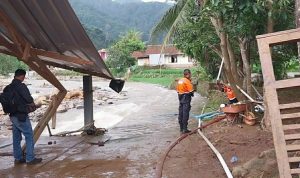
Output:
[267, 0, 274, 33]
[210, 16, 243, 100]
[295, 0, 300, 63]
[239, 38, 252, 97]
[227, 37, 242, 87]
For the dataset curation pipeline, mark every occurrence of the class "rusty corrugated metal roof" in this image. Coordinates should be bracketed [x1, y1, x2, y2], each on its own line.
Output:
[0, 0, 113, 79]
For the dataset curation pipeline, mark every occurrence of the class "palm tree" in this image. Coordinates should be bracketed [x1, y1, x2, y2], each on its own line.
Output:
[150, 0, 193, 46]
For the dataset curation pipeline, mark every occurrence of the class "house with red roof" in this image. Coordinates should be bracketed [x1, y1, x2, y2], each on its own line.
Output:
[132, 45, 194, 68]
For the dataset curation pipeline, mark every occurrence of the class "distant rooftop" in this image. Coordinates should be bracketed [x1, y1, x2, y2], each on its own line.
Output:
[132, 45, 183, 59]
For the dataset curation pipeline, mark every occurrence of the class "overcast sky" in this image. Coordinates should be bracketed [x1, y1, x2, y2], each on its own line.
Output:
[143, 0, 175, 2]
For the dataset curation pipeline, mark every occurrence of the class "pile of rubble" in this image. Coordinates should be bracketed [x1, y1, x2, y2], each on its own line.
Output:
[0, 86, 128, 132]
[30, 87, 128, 122]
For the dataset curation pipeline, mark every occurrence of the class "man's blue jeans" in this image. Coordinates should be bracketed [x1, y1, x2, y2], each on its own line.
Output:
[10, 116, 35, 162]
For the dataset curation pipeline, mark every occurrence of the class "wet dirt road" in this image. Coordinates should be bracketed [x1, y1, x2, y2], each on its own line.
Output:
[0, 81, 204, 178]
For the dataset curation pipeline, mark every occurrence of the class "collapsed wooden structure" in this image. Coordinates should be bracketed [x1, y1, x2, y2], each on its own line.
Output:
[257, 28, 300, 178]
[0, 1, 114, 144]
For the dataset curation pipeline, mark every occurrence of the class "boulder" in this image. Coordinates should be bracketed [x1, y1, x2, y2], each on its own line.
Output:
[232, 149, 278, 178]
[76, 105, 84, 109]
[57, 105, 68, 113]
[65, 90, 84, 99]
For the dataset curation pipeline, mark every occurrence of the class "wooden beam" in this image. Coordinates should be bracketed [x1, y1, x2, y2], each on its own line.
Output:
[31, 48, 93, 65]
[283, 124, 300, 131]
[285, 134, 300, 141]
[0, 49, 19, 57]
[279, 102, 300, 110]
[281, 113, 300, 120]
[286, 145, 300, 152]
[290, 168, 300, 174]
[275, 78, 300, 89]
[289, 157, 300, 163]
[257, 28, 300, 46]
[22, 43, 31, 61]
[257, 38, 291, 178]
[0, 35, 22, 57]
[0, 10, 25, 52]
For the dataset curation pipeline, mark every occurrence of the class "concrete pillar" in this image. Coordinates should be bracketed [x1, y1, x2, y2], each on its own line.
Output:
[83, 75, 94, 127]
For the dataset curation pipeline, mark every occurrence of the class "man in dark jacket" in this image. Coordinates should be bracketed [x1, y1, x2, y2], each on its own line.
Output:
[5, 69, 42, 165]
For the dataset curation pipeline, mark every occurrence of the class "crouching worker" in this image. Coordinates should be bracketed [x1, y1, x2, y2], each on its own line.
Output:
[176, 69, 194, 134]
[2, 69, 42, 165]
[223, 84, 239, 104]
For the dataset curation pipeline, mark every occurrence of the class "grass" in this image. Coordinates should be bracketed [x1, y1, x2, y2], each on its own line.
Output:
[129, 67, 187, 87]
[130, 77, 175, 87]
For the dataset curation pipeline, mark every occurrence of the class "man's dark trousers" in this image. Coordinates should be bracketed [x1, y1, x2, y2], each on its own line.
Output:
[178, 94, 191, 132]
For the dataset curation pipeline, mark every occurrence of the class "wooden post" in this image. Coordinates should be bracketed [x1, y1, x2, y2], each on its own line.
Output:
[51, 113, 57, 129]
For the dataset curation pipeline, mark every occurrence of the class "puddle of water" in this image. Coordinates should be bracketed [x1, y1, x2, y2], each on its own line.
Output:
[40, 102, 141, 136]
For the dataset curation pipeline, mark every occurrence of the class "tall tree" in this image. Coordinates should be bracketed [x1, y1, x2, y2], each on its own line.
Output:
[106, 30, 145, 76]
[151, 0, 292, 100]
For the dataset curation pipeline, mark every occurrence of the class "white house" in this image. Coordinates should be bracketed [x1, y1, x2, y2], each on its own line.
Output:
[132, 45, 194, 68]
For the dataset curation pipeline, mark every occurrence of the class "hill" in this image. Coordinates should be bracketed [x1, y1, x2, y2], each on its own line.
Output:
[69, 0, 171, 49]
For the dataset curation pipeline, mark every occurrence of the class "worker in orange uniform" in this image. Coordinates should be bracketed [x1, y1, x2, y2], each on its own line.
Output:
[223, 84, 239, 104]
[176, 69, 194, 134]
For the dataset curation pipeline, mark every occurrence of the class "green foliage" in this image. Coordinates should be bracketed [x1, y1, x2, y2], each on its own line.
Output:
[83, 25, 108, 49]
[130, 66, 210, 87]
[130, 77, 175, 87]
[106, 31, 145, 76]
[0, 54, 28, 75]
[70, 0, 171, 48]
[150, 0, 191, 44]
[154, 0, 295, 81]
[272, 44, 298, 80]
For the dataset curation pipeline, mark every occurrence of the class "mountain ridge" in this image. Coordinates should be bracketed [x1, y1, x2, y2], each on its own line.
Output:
[69, 0, 171, 49]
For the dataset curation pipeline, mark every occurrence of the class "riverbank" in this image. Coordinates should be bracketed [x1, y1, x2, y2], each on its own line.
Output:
[0, 77, 275, 177]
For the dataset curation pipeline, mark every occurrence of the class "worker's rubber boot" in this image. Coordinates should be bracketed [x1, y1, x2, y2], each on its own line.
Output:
[182, 130, 191, 134]
[179, 125, 183, 133]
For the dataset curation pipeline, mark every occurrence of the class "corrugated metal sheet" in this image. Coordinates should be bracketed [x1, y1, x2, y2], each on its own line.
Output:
[0, 0, 113, 79]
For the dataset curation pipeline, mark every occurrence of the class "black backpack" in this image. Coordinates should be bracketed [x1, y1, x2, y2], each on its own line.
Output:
[0, 84, 18, 114]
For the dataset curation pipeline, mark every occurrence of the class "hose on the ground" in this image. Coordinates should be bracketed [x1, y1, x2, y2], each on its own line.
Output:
[197, 119, 233, 178]
[154, 115, 226, 178]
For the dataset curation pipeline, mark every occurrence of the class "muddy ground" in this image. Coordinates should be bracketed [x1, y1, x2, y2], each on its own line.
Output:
[0, 78, 275, 178]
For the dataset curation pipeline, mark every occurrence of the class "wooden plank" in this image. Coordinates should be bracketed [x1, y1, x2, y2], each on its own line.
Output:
[51, 112, 57, 129]
[275, 78, 300, 89]
[281, 113, 300, 120]
[291, 168, 300, 174]
[286, 145, 300, 151]
[0, 35, 22, 57]
[257, 38, 292, 178]
[283, 124, 300, 130]
[285, 134, 300, 141]
[280, 102, 300, 109]
[257, 28, 300, 46]
[257, 28, 300, 39]
[31, 48, 93, 65]
[288, 157, 300, 163]
[22, 43, 31, 61]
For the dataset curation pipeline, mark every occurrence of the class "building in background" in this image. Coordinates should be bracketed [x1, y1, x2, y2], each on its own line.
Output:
[132, 45, 194, 68]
